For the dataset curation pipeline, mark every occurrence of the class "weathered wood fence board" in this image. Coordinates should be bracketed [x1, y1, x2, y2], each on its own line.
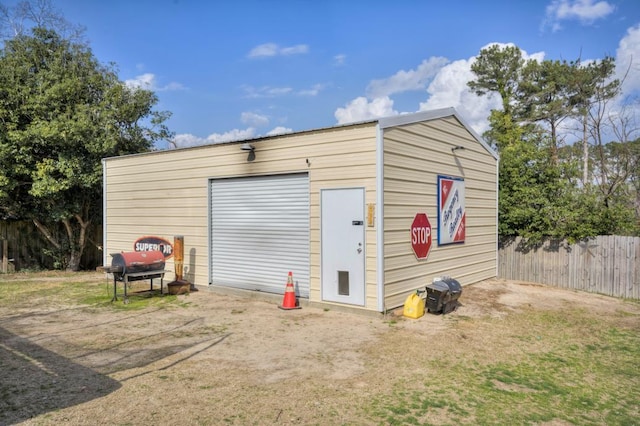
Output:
[0, 221, 102, 272]
[499, 236, 640, 299]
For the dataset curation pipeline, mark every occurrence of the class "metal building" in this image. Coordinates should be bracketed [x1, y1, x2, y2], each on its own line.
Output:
[102, 107, 498, 312]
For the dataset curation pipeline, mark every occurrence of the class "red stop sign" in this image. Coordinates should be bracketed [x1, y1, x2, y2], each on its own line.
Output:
[411, 213, 432, 260]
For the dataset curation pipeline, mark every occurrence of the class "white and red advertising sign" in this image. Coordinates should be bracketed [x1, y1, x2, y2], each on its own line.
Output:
[438, 175, 465, 245]
[411, 213, 432, 260]
[133, 236, 174, 258]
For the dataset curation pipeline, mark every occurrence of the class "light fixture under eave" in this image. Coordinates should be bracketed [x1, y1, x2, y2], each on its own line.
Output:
[451, 145, 465, 152]
[240, 143, 256, 162]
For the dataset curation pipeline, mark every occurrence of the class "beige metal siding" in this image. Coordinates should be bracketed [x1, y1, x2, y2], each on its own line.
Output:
[383, 116, 497, 309]
[104, 124, 379, 310]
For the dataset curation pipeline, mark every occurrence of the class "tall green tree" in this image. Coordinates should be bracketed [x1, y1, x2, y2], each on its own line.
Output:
[567, 57, 619, 184]
[468, 44, 525, 118]
[498, 134, 597, 243]
[0, 0, 83, 41]
[468, 44, 638, 243]
[0, 28, 172, 270]
[518, 59, 579, 163]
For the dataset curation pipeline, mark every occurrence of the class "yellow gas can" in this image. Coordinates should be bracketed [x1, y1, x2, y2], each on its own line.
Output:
[403, 292, 425, 319]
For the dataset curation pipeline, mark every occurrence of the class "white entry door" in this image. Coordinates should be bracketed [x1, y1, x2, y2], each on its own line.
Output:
[321, 188, 365, 306]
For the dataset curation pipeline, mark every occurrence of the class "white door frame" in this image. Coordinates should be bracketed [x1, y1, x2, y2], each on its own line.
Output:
[320, 187, 366, 306]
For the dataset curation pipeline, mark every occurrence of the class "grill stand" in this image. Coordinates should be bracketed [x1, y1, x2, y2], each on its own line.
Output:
[110, 270, 167, 303]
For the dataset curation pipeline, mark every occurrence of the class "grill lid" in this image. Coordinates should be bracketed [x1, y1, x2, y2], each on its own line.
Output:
[110, 250, 165, 277]
[428, 277, 462, 294]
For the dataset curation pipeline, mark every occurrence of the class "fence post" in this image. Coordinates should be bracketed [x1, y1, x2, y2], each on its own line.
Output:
[2, 239, 7, 273]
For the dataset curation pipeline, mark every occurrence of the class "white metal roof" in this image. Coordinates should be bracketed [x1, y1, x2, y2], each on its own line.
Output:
[103, 106, 498, 161]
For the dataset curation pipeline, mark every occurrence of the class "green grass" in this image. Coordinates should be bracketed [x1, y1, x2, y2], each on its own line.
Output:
[0, 271, 181, 311]
[369, 309, 640, 425]
[1, 272, 638, 425]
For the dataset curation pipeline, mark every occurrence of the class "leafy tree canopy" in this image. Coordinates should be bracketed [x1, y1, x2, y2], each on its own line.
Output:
[469, 44, 639, 244]
[0, 27, 172, 269]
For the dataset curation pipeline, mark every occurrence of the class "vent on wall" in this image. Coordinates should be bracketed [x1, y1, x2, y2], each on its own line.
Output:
[338, 271, 350, 296]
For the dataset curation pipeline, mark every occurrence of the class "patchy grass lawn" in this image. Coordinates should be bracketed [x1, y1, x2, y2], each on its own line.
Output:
[0, 272, 638, 425]
[370, 309, 640, 425]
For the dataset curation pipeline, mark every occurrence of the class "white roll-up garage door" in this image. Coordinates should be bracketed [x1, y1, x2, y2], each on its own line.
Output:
[209, 174, 309, 297]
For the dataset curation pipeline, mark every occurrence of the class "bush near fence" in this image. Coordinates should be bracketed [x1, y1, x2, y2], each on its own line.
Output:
[499, 235, 640, 299]
[0, 221, 102, 272]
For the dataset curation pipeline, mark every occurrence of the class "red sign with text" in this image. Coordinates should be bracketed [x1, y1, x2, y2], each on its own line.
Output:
[411, 213, 432, 260]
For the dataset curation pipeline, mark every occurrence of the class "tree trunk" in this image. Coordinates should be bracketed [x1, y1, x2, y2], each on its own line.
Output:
[550, 121, 558, 165]
[66, 249, 82, 272]
[32, 218, 61, 250]
[63, 216, 90, 272]
[33, 216, 90, 271]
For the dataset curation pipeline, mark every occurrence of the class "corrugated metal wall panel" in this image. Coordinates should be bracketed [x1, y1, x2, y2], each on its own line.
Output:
[382, 116, 498, 309]
[103, 123, 378, 305]
[210, 174, 310, 297]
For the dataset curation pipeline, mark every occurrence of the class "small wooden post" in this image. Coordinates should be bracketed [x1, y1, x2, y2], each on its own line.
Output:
[174, 235, 184, 281]
[2, 239, 7, 273]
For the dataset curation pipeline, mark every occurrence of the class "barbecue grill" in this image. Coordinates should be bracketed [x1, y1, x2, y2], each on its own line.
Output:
[425, 276, 462, 314]
[105, 251, 167, 302]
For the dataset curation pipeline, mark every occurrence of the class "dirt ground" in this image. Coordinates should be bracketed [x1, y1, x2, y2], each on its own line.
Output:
[0, 274, 638, 425]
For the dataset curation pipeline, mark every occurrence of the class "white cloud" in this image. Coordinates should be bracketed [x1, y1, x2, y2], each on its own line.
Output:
[266, 126, 293, 136]
[247, 43, 278, 57]
[543, 0, 615, 32]
[241, 112, 269, 127]
[172, 128, 257, 148]
[419, 44, 545, 134]
[205, 128, 256, 143]
[419, 57, 501, 135]
[298, 83, 328, 96]
[366, 57, 449, 98]
[280, 44, 309, 56]
[334, 57, 449, 126]
[267, 87, 293, 96]
[242, 85, 293, 98]
[334, 96, 398, 125]
[162, 82, 185, 91]
[243, 83, 326, 98]
[124, 73, 184, 91]
[247, 43, 309, 58]
[334, 43, 546, 134]
[171, 134, 205, 148]
[333, 54, 346, 66]
[125, 73, 155, 89]
[616, 23, 640, 96]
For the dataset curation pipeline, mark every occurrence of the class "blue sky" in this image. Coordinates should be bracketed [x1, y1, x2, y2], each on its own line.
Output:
[13, 0, 640, 148]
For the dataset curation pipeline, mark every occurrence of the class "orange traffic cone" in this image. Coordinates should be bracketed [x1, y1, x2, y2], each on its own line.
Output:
[279, 271, 301, 310]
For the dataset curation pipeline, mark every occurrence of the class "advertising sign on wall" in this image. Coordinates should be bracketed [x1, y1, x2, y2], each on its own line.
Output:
[133, 236, 174, 258]
[437, 175, 465, 245]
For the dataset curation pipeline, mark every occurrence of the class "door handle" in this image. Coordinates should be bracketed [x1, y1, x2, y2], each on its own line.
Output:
[357, 242, 362, 254]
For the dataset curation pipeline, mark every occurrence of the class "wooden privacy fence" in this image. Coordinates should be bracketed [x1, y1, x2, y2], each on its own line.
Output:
[499, 235, 640, 299]
[0, 221, 102, 272]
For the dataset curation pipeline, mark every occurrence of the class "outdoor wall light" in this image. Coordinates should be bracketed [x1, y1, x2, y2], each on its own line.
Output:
[240, 143, 256, 162]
